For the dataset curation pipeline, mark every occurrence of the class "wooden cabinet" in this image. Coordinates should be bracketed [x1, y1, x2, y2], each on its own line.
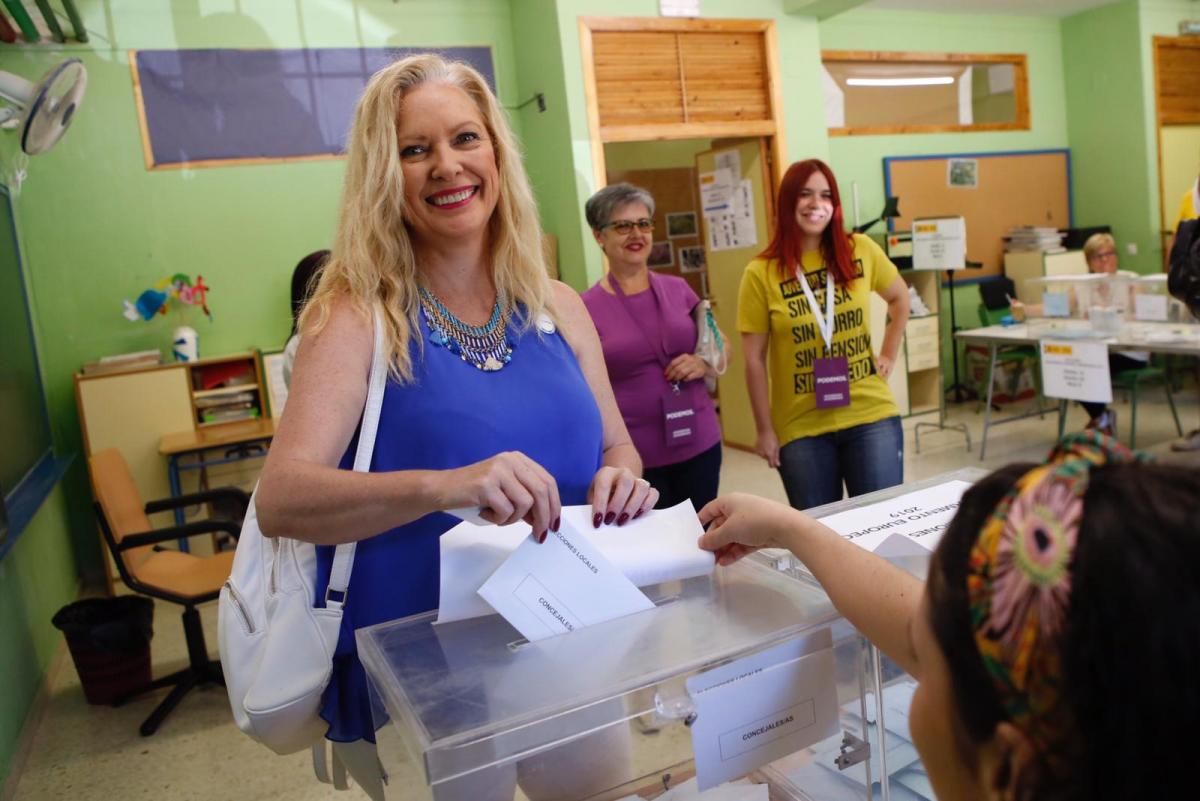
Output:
[871, 270, 943, 416]
[75, 351, 268, 593]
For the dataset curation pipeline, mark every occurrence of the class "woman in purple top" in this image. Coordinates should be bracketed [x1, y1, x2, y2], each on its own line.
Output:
[582, 183, 726, 513]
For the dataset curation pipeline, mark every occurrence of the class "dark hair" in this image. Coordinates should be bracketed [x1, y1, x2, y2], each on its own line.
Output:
[291, 250, 330, 336]
[927, 461, 1200, 799]
[759, 159, 856, 286]
[1168, 218, 1200, 320]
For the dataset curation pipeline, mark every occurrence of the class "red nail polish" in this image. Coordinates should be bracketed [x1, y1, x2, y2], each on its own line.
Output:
[633, 509, 643, 520]
[552, 517, 561, 532]
[537, 530, 547, 544]
[617, 513, 629, 526]
[604, 511, 616, 525]
[593, 513, 602, 528]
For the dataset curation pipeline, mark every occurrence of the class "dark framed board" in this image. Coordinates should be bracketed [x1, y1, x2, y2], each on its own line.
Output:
[130, 47, 495, 170]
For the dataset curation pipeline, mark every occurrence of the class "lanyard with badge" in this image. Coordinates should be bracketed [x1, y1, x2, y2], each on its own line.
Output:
[796, 266, 850, 409]
[609, 275, 698, 447]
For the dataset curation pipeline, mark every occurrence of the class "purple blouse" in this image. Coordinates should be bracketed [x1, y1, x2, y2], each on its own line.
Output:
[582, 273, 721, 468]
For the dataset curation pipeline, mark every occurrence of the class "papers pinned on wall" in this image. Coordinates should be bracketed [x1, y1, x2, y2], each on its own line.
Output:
[912, 216, 966, 271]
[700, 168, 757, 252]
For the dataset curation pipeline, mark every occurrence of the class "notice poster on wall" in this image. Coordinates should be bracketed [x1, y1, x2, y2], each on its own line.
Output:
[700, 169, 757, 252]
[912, 216, 967, 271]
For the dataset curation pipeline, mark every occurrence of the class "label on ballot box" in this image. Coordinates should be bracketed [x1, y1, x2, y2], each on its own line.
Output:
[687, 629, 839, 790]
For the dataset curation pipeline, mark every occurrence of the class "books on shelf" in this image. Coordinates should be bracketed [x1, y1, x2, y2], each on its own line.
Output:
[1003, 226, 1065, 253]
[200, 403, 260, 424]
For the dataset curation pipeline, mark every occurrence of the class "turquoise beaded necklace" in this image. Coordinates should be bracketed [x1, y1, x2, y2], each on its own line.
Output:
[418, 285, 514, 371]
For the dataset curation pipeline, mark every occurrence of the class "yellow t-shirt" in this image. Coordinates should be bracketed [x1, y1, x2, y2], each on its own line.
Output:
[737, 233, 900, 444]
[1174, 181, 1199, 234]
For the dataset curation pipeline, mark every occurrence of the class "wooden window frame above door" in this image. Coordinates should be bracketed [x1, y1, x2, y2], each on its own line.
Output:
[822, 50, 1030, 137]
[579, 16, 787, 192]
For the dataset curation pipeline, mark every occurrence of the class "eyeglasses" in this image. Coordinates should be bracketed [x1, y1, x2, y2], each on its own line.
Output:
[1091, 250, 1118, 260]
[601, 218, 654, 235]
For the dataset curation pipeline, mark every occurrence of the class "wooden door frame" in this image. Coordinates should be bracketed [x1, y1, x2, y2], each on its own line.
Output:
[1152, 35, 1200, 268]
[578, 16, 787, 194]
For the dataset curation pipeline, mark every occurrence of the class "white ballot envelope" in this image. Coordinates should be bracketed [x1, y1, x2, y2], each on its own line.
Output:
[437, 500, 714, 624]
[477, 519, 655, 642]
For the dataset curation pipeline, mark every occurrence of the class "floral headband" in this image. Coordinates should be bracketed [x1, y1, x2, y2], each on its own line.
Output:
[966, 431, 1148, 763]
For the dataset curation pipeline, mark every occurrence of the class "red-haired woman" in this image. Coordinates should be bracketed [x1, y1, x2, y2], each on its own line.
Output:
[737, 159, 909, 510]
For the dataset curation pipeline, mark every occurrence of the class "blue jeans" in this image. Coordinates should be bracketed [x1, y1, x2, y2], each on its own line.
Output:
[777, 416, 904, 511]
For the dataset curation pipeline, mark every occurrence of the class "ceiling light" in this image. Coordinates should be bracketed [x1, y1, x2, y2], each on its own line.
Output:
[846, 76, 956, 87]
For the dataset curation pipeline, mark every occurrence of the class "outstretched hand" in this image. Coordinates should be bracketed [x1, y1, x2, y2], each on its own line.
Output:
[698, 493, 801, 566]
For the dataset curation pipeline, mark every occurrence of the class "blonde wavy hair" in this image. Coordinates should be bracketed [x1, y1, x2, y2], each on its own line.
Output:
[300, 54, 552, 382]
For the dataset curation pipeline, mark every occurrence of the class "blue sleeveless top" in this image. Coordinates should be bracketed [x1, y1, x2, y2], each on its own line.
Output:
[315, 309, 604, 743]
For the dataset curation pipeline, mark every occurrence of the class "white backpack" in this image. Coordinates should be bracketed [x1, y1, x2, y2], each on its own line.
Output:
[218, 311, 387, 756]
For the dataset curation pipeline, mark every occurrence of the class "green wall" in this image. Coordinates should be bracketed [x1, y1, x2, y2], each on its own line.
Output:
[605, 139, 715, 173]
[0, 484, 77, 787]
[1063, 0, 1199, 272]
[1063, 0, 1157, 273]
[819, 10, 1069, 238]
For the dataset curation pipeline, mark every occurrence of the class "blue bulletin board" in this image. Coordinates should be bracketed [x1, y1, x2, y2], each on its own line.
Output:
[130, 47, 496, 170]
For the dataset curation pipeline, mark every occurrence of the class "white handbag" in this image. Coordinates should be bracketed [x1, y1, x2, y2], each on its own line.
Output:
[218, 309, 387, 756]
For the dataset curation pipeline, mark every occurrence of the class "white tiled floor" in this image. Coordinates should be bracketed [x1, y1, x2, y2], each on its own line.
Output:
[10, 392, 1199, 801]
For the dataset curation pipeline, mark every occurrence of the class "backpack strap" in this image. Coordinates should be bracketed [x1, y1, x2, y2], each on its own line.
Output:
[325, 307, 388, 611]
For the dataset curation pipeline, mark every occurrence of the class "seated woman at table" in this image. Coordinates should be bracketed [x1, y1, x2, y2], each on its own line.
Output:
[256, 53, 655, 799]
[1009, 233, 1146, 435]
[697, 431, 1200, 801]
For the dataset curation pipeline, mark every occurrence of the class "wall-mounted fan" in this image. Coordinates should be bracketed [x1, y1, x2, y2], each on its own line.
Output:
[0, 59, 87, 155]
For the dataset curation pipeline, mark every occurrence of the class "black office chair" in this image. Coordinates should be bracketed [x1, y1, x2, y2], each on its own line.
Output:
[89, 448, 248, 736]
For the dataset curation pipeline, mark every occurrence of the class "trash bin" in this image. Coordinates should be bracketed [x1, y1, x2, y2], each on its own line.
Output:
[52, 597, 154, 705]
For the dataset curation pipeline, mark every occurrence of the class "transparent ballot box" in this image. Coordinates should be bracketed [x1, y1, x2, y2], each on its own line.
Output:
[1025, 273, 1131, 338]
[1130, 275, 1196, 325]
[753, 469, 988, 801]
[356, 558, 902, 801]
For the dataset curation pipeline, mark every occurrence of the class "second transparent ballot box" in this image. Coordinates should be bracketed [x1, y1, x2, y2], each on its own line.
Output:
[357, 558, 900, 801]
[1024, 273, 1133, 337]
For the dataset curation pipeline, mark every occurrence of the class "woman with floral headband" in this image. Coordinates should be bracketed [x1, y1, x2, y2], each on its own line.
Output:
[697, 431, 1200, 800]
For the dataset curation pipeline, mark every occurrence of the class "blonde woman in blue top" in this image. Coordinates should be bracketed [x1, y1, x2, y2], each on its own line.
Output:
[255, 55, 656, 799]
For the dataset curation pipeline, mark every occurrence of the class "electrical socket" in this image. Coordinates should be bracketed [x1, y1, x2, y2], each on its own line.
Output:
[1126, 242, 1138, 256]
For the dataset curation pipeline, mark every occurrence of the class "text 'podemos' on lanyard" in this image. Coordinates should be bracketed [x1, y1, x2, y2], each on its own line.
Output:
[795, 265, 851, 409]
